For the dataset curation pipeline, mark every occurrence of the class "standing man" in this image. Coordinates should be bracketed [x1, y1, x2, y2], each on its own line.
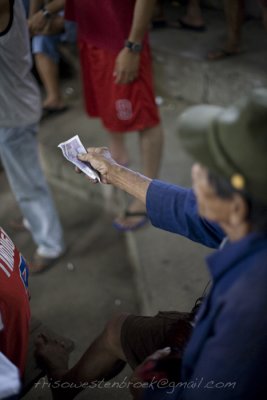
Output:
[65, 0, 164, 231]
[0, 0, 65, 272]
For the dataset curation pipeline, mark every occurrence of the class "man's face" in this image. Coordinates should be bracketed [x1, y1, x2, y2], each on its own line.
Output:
[191, 163, 234, 226]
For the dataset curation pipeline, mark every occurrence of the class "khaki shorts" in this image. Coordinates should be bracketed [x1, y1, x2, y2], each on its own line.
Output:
[120, 311, 194, 369]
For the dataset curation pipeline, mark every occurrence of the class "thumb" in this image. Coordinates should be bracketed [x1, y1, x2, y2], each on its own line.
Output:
[149, 347, 171, 361]
[77, 153, 87, 160]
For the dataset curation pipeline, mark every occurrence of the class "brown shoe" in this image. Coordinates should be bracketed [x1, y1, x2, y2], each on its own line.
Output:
[29, 251, 64, 274]
[9, 218, 28, 232]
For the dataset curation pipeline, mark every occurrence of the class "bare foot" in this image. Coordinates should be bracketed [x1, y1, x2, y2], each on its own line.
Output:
[207, 44, 240, 61]
[113, 199, 148, 231]
[43, 97, 66, 110]
[35, 334, 69, 380]
[180, 15, 205, 29]
[35, 334, 80, 400]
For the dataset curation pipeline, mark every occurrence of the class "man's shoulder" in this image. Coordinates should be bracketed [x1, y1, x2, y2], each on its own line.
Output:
[227, 247, 267, 307]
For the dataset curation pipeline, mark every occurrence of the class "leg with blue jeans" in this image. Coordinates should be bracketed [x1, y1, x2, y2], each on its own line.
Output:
[0, 124, 65, 259]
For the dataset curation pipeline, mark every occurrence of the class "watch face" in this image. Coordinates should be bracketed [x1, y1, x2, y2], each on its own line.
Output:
[132, 43, 142, 52]
[125, 40, 142, 53]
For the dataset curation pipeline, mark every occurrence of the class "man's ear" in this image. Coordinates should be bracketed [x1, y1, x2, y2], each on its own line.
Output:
[229, 193, 249, 227]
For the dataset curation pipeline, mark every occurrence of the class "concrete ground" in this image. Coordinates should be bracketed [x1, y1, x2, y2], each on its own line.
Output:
[0, 173, 137, 400]
[1, 2, 266, 399]
[152, 3, 267, 104]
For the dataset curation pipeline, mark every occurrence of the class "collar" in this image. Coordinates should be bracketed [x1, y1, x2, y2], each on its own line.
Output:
[206, 231, 267, 282]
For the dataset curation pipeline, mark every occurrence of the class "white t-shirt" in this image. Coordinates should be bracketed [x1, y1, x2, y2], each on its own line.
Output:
[0, 322, 21, 399]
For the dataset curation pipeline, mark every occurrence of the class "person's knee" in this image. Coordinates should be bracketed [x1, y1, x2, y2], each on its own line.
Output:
[101, 313, 129, 359]
[32, 35, 60, 63]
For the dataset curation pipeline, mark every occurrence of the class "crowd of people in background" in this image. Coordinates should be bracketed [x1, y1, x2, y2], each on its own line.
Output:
[1, 0, 267, 399]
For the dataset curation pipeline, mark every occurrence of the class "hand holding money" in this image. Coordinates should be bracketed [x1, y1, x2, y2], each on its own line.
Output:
[77, 147, 119, 185]
[59, 136, 150, 204]
[77, 148, 151, 206]
[58, 135, 101, 182]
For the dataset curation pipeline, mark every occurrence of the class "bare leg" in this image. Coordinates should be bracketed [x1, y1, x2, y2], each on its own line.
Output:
[139, 124, 163, 180]
[259, 1, 267, 31]
[35, 314, 129, 400]
[151, 0, 166, 28]
[35, 53, 65, 109]
[113, 124, 163, 230]
[153, 0, 164, 20]
[224, 0, 244, 51]
[208, 0, 245, 60]
[109, 133, 129, 166]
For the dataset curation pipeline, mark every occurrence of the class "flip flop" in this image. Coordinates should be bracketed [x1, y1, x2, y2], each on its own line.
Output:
[42, 105, 69, 120]
[170, 18, 206, 32]
[207, 48, 240, 61]
[112, 210, 148, 232]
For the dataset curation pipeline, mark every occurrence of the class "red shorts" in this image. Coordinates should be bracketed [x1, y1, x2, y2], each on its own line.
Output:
[78, 40, 160, 133]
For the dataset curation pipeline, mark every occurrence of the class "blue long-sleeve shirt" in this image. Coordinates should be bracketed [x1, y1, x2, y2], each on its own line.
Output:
[146, 180, 224, 248]
[144, 180, 267, 400]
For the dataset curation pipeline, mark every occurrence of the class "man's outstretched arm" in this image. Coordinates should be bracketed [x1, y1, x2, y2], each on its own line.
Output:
[78, 148, 224, 248]
[78, 147, 151, 204]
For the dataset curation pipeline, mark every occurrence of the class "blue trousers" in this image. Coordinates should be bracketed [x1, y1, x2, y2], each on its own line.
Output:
[0, 124, 65, 257]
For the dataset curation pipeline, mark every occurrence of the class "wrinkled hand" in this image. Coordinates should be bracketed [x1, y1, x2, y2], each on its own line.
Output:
[114, 48, 140, 84]
[77, 147, 117, 184]
[28, 11, 47, 35]
[129, 347, 171, 399]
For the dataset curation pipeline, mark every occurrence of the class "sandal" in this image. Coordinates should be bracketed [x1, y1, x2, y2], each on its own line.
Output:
[207, 48, 240, 61]
[170, 18, 206, 32]
[112, 210, 148, 232]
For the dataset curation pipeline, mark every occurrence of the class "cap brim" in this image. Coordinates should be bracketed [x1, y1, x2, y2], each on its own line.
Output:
[177, 105, 223, 171]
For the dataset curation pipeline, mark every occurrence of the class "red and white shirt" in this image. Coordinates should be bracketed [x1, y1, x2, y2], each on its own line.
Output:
[0, 228, 30, 377]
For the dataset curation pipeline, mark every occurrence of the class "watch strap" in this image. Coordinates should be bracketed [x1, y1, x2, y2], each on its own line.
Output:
[42, 7, 51, 19]
[124, 40, 143, 53]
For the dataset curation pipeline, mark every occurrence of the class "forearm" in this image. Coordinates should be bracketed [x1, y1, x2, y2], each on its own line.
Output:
[43, 0, 65, 14]
[108, 164, 151, 205]
[29, 0, 65, 17]
[128, 0, 157, 42]
[78, 148, 151, 204]
[29, 0, 43, 16]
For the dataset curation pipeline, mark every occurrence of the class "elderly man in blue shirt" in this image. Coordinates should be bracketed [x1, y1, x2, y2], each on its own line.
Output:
[35, 88, 267, 400]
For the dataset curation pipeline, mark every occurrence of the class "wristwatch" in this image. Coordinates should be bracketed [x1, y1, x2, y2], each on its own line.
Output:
[124, 40, 143, 53]
[42, 7, 51, 19]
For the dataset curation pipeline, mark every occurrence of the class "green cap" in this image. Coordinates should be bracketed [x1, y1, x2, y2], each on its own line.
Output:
[177, 88, 267, 205]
